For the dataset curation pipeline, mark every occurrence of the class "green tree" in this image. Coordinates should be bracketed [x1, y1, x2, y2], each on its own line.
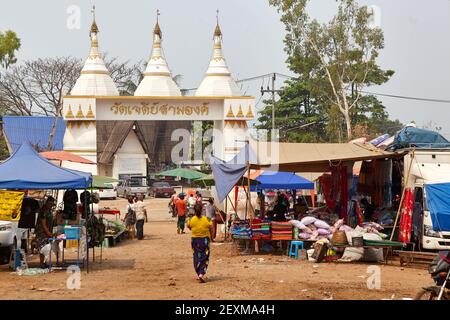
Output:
[0, 30, 20, 69]
[269, 0, 394, 140]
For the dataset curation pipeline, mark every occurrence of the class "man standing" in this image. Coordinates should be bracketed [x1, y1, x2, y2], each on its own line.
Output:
[176, 194, 188, 234]
[134, 194, 148, 240]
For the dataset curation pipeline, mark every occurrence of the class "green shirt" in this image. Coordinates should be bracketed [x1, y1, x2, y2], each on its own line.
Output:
[35, 207, 54, 240]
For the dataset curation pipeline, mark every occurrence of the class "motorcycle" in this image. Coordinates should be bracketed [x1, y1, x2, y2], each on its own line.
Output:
[415, 251, 450, 300]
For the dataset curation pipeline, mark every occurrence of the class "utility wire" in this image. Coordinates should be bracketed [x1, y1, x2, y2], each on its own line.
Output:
[181, 72, 450, 104]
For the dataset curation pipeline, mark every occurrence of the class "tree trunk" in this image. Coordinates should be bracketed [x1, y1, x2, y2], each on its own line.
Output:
[344, 109, 352, 140]
[47, 104, 62, 151]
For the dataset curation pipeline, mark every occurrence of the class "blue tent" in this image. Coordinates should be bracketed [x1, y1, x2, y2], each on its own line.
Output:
[252, 171, 314, 191]
[0, 142, 92, 190]
[425, 183, 450, 232]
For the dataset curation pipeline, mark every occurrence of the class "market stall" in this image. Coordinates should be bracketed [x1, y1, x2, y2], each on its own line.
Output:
[0, 142, 94, 271]
[212, 141, 406, 262]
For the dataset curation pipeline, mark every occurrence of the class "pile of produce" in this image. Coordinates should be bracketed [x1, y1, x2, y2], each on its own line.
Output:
[103, 219, 126, 237]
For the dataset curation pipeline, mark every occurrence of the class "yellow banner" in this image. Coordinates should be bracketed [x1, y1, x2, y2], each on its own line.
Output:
[0, 191, 24, 221]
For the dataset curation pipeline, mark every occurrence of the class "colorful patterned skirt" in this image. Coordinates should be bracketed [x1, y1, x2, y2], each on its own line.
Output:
[191, 237, 210, 276]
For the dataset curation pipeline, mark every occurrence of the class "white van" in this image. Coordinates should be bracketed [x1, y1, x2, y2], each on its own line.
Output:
[0, 221, 15, 264]
[404, 150, 450, 250]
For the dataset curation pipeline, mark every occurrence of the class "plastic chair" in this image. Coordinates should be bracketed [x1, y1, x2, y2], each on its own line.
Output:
[288, 240, 304, 259]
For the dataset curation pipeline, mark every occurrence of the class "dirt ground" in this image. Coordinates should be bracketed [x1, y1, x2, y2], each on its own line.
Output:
[0, 197, 433, 300]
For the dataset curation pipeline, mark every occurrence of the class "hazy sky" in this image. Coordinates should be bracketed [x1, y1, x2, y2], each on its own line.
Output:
[1, 0, 450, 138]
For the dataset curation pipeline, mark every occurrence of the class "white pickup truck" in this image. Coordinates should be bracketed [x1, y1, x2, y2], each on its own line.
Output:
[116, 177, 148, 199]
[403, 149, 450, 250]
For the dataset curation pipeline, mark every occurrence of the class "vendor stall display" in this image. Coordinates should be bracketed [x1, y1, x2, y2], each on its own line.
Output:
[271, 222, 293, 241]
[230, 220, 252, 239]
[250, 218, 270, 240]
[0, 143, 93, 271]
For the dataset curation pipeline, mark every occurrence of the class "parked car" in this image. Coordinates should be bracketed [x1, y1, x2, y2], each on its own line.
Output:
[149, 182, 175, 198]
[0, 221, 15, 265]
[97, 183, 117, 200]
[116, 178, 148, 199]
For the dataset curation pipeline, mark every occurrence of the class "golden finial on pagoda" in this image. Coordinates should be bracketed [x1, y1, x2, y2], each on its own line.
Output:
[90, 5, 99, 34]
[76, 105, 85, 118]
[214, 9, 222, 37]
[236, 105, 244, 117]
[226, 105, 235, 117]
[86, 105, 95, 118]
[154, 9, 162, 38]
[246, 105, 254, 118]
[65, 105, 75, 118]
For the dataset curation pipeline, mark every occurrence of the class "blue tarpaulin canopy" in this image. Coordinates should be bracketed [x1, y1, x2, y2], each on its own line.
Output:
[0, 143, 92, 190]
[425, 183, 450, 232]
[391, 126, 450, 151]
[252, 171, 314, 191]
[210, 144, 256, 202]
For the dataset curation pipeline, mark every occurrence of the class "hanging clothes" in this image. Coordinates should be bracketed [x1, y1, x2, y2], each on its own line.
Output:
[63, 189, 78, 220]
[399, 188, 414, 243]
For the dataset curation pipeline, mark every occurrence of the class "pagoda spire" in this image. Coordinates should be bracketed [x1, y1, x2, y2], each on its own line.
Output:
[195, 12, 241, 96]
[70, 5, 119, 96]
[134, 10, 181, 96]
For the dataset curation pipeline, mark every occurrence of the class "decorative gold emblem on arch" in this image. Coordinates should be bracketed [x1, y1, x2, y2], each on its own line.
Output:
[226, 105, 235, 118]
[65, 105, 75, 118]
[236, 105, 244, 117]
[246, 105, 254, 118]
[76, 105, 84, 118]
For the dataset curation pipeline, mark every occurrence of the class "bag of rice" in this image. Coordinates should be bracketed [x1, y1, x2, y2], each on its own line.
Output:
[314, 220, 331, 230]
[333, 219, 344, 229]
[338, 247, 364, 262]
[310, 230, 319, 241]
[317, 228, 331, 235]
[300, 216, 317, 226]
[290, 220, 306, 230]
[298, 232, 311, 240]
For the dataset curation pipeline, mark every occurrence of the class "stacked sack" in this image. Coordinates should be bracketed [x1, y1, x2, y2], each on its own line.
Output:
[289, 216, 333, 241]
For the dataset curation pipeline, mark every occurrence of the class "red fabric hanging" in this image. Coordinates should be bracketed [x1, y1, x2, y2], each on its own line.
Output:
[318, 174, 336, 209]
[340, 166, 349, 221]
[399, 188, 414, 243]
[354, 201, 364, 226]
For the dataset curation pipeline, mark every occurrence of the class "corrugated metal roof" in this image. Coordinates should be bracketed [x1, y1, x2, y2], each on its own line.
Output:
[1, 116, 66, 152]
[40, 151, 95, 164]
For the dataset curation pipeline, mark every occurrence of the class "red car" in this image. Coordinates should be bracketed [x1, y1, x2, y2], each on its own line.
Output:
[149, 182, 175, 198]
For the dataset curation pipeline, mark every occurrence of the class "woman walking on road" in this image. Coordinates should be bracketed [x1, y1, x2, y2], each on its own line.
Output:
[187, 203, 213, 283]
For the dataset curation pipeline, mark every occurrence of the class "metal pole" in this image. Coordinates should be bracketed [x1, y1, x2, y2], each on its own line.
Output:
[272, 73, 276, 131]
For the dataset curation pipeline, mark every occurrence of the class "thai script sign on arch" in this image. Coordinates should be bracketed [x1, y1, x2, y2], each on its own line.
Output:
[110, 102, 210, 117]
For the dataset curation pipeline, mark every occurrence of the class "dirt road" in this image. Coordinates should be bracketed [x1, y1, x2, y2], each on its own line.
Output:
[0, 198, 432, 300]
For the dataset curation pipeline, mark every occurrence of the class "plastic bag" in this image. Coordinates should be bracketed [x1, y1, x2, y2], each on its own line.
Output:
[39, 242, 60, 264]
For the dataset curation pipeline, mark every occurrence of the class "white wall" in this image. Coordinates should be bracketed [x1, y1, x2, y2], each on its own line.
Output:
[112, 130, 147, 179]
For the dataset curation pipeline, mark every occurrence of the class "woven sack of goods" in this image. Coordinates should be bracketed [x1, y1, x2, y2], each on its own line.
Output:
[331, 230, 348, 246]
